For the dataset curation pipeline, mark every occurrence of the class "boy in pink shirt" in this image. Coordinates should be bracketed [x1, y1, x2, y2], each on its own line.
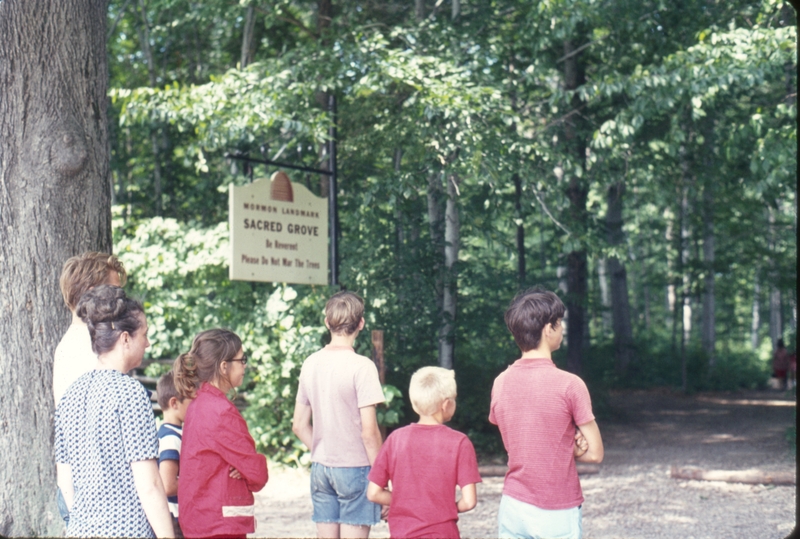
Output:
[292, 291, 385, 539]
[490, 287, 603, 539]
[367, 366, 481, 539]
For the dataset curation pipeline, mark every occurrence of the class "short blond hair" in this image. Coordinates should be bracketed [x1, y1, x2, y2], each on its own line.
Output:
[409, 366, 456, 416]
[60, 252, 127, 311]
[325, 291, 364, 335]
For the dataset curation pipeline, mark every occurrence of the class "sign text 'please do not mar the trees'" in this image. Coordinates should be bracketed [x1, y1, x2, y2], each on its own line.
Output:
[229, 171, 328, 285]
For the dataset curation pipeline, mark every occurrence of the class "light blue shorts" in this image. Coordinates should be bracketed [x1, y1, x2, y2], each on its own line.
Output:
[310, 463, 380, 526]
[498, 494, 582, 539]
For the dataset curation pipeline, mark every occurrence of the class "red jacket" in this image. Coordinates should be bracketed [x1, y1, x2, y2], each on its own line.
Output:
[178, 383, 268, 538]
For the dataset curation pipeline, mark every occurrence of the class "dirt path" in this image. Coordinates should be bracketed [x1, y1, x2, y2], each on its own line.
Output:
[251, 389, 796, 539]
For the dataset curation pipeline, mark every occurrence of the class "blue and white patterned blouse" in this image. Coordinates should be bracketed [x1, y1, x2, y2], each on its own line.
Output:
[55, 369, 159, 538]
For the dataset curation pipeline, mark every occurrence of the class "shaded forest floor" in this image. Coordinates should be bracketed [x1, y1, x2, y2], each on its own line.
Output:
[252, 388, 796, 539]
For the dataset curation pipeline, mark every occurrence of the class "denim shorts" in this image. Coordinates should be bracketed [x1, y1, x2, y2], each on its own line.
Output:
[498, 494, 582, 539]
[310, 463, 380, 526]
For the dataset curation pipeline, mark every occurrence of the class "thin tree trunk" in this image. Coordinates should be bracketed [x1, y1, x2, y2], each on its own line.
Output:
[598, 259, 611, 333]
[439, 174, 460, 369]
[768, 208, 782, 349]
[770, 288, 782, 350]
[701, 179, 716, 366]
[678, 147, 691, 392]
[240, 4, 256, 68]
[0, 0, 111, 534]
[607, 182, 634, 374]
[137, 0, 163, 215]
[452, 0, 460, 21]
[752, 271, 761, 350]
[415, 0, 425, 22]
[428, 171, 444, 317]
[513, 174, 526, 287]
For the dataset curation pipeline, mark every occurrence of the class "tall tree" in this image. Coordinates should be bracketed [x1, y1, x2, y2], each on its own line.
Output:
[0, 0, 112, 535]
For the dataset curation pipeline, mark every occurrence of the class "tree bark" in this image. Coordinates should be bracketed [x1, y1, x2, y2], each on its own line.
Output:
[752, 271, 761, 350]
[607, 182, 634, 374]
[562, 38, 588, 375]
[427, 171, 444, 316]
[137, 0, 163, 215]
[597, 259, 611, 333]
[513, 174, 525, 287]
[240, 3, 257, 69]
[701, 179, 716, 366]
[0, 0, 111, 535]
[678, 146, 691, 392]
[439, 174, 460, 369]
[415, 0, 425, 22]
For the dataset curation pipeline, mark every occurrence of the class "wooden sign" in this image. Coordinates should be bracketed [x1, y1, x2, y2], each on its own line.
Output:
[229, 171, 328, 285]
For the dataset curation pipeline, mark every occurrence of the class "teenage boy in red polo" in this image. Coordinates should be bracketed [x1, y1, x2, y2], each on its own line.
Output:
[490, 287, 603, 539]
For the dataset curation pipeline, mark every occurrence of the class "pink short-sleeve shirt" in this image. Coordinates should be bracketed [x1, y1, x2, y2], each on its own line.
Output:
[296, 345, 385, 467]
[489, 357, 595, 510]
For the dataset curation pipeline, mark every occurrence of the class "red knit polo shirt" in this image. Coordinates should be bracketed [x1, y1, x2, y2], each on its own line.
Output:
[489, 357, 594, 510]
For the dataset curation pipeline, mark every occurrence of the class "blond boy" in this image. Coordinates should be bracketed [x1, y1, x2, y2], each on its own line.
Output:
[367, 367, 482, 539]
[292, 291, 385, 539]
[156, 371, 193, 537]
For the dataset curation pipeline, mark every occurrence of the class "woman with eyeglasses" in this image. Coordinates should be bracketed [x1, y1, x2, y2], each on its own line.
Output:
[173, 329, 268, 539]
[54, 285, 173, 538]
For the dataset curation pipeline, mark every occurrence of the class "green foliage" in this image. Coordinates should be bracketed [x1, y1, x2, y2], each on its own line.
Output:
[108, 0, 796, 462]
[787, 409, 796, 454]
[144, 361, 172, 378]
[376, 384, 405, 427]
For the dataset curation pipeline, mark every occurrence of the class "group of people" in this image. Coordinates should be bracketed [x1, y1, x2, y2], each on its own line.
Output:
[53, 251, 604, 539]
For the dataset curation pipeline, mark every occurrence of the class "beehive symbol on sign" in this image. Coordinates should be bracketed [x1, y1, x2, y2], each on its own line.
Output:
[270, 171, 294, 202]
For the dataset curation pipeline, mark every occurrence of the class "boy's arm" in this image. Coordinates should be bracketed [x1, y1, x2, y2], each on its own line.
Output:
[291, 401, 314, 450]
[131, 459, 175, 538]
[56, 462, 74, 511]
[456, 483, 477, 512]
[359, 405, 383, 466]
[158, 459, 179, 497]
[366, 481, 392, 506]
[575, 420, 604, 463]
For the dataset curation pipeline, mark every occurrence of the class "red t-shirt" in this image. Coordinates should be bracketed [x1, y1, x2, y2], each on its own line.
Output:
[489, 358, 594, 510]
[368, 423, 482, 539]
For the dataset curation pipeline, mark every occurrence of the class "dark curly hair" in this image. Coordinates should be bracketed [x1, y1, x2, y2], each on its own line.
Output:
[75, 284, 144, 355]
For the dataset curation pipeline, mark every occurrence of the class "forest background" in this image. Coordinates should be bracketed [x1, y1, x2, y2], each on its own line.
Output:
[107, 0, 796, 464]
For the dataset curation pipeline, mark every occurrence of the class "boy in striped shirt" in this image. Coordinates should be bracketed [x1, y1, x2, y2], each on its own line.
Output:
[490, 287, 604, 539]
[156, 371, 193, 538]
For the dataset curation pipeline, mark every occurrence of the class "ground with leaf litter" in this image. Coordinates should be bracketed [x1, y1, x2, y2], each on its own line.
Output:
[251, 388, 796, 539]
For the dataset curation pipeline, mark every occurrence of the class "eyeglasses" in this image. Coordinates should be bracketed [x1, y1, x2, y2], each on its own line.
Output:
[225, 356, 248, 365]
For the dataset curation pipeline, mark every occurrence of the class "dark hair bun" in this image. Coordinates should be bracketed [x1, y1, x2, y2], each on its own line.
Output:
[76, 284, 129, 326]
[75, 284, 144, 355]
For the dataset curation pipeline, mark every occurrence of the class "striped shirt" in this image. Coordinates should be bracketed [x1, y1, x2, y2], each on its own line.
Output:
[489, 357, 594, 510]
[157, 422, 182, 517]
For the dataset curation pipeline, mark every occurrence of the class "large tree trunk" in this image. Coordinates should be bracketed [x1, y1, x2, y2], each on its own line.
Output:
[562, 38, 588, 375]
[439, 174, 460, 369]
[607, 182, 634, 374]
[0, 1, 111, 535]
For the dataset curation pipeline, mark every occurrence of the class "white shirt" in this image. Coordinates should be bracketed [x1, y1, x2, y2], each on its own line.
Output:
[53, 321, 98, 405]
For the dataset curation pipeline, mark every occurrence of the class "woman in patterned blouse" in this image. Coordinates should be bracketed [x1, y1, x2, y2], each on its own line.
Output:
[54, 285, 173, 538]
